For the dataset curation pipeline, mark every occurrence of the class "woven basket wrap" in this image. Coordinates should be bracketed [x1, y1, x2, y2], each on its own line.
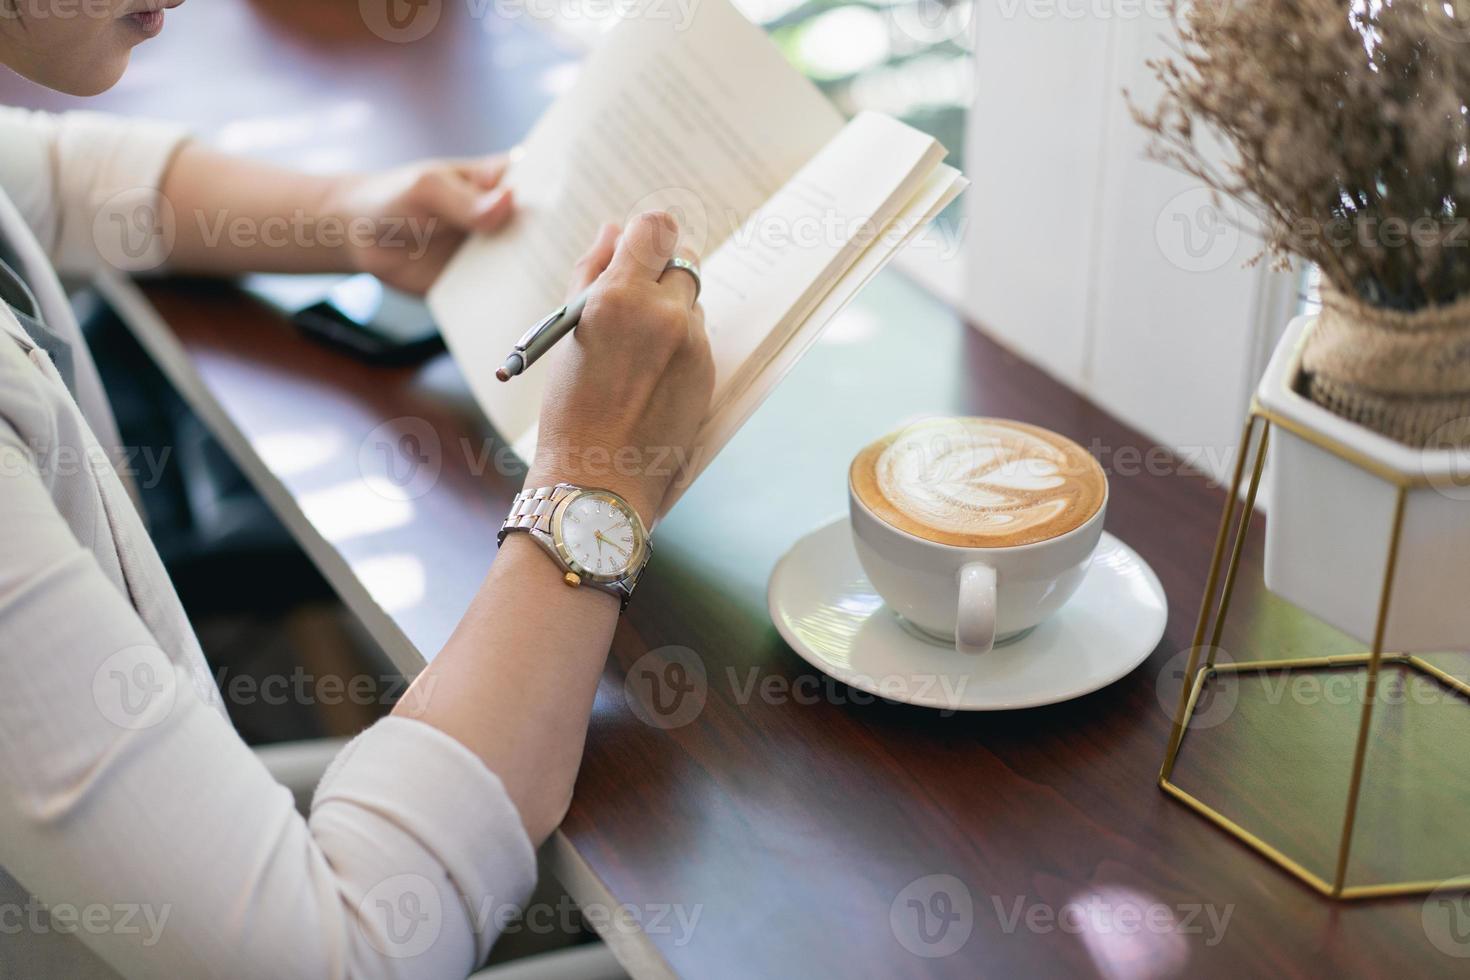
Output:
[1300, 286, 1470, 447]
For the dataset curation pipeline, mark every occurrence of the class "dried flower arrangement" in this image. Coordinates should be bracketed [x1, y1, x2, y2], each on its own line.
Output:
[1132, 0, 1470, 446]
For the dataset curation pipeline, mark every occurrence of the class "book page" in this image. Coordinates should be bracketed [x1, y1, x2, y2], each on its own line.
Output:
[509, 146, 966, 510]
[700, 112, 947, 411]
[662, 163, 968, 509]
[429, 0, 844, 443]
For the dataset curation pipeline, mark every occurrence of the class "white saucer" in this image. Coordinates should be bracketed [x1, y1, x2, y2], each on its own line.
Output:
[767, 518, 1168, 711]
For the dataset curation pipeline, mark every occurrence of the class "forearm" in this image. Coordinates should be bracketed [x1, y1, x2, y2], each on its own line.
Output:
[0, 424, 535, 976]
[159, 142, 354, 274]
[394, 532, 622, 845]
[387, 210, 709, 846]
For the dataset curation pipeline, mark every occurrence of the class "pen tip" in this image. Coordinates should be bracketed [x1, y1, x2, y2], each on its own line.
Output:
[496, 353, 524, 382]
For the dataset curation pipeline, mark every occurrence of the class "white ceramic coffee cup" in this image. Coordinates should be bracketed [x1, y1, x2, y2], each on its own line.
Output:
[848, 479, 1108, 654]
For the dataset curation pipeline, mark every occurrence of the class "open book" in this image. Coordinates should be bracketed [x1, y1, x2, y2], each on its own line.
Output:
[429, 0, 967, 510]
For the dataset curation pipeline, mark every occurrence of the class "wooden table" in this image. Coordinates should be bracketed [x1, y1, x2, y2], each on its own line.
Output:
[6, 2, 1469, 976]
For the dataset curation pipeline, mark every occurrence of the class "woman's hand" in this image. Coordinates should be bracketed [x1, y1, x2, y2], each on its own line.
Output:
[524, 211, 715, 525]
[160, 146, 516, 282]
[405, 216, 712, 843]
[324, 154, 515, 295]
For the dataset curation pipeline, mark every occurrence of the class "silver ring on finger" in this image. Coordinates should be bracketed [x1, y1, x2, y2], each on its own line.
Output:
[661, 256, 701, 304]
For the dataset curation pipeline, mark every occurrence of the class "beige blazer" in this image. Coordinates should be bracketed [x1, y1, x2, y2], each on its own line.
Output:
[0, 108, 534, 979]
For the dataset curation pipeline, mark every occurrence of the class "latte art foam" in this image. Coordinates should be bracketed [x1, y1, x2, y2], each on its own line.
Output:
[851, 418, 1106, 548]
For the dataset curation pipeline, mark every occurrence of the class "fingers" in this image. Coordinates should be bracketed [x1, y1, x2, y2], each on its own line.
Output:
[569, 222, 621, 298]
[691, 297, 708, 342]
[670, 303, 716, 419]
[460, 155, 509, 189]
[689, 302, 711, 360]
[414, 167, 514, 235]
[658, 244, 701, 309]
[578, 213, 708, 375]
[608, 210, 683, 282]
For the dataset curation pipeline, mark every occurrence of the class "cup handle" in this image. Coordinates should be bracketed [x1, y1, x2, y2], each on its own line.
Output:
[956, 562, 996, 655]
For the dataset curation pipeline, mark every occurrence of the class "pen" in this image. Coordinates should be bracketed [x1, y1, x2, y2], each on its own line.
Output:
[495, 288, 590, 382]
[496, 257, 701, 381]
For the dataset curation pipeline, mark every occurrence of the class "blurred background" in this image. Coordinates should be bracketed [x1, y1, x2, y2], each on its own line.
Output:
[0, 0, 1316, 741]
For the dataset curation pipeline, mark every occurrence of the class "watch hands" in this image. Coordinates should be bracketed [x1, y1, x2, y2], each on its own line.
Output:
[594, 530, 631, 558]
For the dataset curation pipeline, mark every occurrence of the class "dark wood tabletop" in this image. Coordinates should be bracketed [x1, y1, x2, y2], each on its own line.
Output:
[5, 2, 1469, 976]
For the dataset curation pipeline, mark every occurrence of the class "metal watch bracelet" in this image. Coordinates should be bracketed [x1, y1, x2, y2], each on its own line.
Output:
[497, 483, 649, 609]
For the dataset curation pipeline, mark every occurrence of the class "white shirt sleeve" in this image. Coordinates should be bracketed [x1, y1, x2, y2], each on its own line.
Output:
[0, 411, 538, 977]
[0, 106, 188, 275]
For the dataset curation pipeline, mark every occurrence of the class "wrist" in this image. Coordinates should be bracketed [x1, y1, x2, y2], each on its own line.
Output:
[492, 532, 621, 611]
[523, 460, 661, 530]
[315, 173, 371, 273]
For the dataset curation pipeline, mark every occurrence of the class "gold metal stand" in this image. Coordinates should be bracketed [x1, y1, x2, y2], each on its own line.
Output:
[1158, 403, 1470, 900]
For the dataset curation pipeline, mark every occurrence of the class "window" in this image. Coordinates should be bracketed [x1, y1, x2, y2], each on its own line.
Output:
[531, 0, 972, 238]
[744, 0, 972, 234]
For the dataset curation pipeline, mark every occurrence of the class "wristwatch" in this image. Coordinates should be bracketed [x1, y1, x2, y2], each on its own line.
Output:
[497, 483, 652, 609]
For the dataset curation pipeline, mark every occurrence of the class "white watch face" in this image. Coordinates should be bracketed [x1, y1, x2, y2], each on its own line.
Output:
[557, 491, 642, 580]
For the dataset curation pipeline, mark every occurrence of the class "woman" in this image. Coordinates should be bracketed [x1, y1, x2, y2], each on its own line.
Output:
[0, 2, 714, 977]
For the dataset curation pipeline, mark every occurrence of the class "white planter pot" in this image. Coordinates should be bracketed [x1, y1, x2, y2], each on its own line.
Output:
[1259, 315, 1470, 652]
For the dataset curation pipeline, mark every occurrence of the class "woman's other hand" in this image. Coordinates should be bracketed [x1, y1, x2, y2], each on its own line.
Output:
[325, 154, 515, 295]
[525, 212, 715, 525]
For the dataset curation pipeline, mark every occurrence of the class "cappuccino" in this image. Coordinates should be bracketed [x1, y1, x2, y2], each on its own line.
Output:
[850, 418, 1106, 548]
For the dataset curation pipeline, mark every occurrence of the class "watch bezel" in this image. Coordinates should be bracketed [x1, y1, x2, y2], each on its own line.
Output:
[548, 488, 649, 584]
